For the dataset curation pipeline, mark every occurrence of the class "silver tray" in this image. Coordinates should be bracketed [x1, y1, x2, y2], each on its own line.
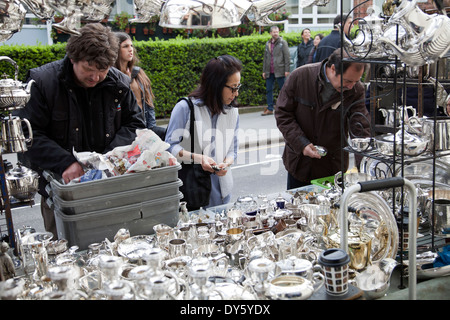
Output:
[346, 192, 399, 263]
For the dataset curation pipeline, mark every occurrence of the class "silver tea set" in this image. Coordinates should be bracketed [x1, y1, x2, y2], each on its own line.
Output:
[5, 180, 427, 300]
[0, 56, 39, 202]
[0, 56, 34, 154]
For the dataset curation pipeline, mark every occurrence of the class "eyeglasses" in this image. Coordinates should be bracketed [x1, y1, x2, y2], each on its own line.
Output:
[225, 83, 242, 93]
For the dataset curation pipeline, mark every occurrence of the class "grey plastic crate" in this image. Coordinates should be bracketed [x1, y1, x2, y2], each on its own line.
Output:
[48, 179, 182, 215]
[54, 192, 182, 250]
[44, 164, 181, 201]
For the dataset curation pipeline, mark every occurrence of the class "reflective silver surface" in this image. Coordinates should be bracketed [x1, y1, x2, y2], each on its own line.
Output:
[131, 0, 164, 23]
[343, 7, 389, 59]
[159, 0, 286, 29]
[378, 0, 450, 66]
[160, 0, 243, 29]
[20, 0, 55, 20]
[247, 0, 286, 26]
[48, 0, 114, 34]
[299, 0, 330, 8]
[0, 0, 26, 42]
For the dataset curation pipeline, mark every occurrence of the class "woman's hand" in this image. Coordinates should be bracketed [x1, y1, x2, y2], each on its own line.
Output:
[194, 153, 217, 173]
[213, 159, 233, 176]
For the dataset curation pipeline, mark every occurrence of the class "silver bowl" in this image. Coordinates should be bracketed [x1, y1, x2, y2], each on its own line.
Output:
[351, 137, 372, 152]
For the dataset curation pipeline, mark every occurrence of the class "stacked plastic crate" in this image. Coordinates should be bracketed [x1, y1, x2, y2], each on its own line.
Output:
[43, 164, 182, 250]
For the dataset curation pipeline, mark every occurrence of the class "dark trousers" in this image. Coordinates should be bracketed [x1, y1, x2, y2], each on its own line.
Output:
[265, 73, 286, 111]
[287, 172, 310, 190]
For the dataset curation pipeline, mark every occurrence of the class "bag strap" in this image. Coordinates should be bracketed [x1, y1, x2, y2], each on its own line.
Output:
[131, 66, 141, 80]
[177, 97, 195, 164]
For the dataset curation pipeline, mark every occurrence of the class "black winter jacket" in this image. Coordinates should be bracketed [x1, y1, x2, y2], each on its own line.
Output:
[296, 40, 314, 68]
[16, 57, 146, 195]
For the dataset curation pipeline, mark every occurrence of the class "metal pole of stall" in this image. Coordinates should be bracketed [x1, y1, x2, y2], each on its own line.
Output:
[339, 177, 417, 300]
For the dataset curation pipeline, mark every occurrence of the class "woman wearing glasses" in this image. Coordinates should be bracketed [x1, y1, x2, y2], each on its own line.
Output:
[165, 55, 242, 210]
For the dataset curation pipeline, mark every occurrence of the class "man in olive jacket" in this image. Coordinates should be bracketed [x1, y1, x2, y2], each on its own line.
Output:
[275, 49, 371, 189]
[262, 25, 290, 116]
[17, 23, 146, 237]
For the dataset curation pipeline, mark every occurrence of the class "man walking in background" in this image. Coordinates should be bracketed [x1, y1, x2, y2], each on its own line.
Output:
[262, 25, 290, 116]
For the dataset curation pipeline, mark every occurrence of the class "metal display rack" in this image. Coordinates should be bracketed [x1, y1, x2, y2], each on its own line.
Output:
[339, 0, 449, 293]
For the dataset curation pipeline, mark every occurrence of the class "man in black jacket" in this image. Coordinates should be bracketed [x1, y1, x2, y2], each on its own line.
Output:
[314, 14, 352, 63]
[17, 23, 146, 237]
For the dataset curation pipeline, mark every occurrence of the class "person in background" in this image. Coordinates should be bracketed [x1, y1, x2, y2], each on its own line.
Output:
[275, 49, 371, 189]
[16, 23, 146, 238]
[307, 33, 324, 64]
[165, 55, 242, 210]
[296, 28, 314, 68]
[115, 32, 166, 139]
[262, 25, 290, 116]
[314, 14, 353, 63]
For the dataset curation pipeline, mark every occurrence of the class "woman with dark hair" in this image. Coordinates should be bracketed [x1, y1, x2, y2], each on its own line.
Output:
[165, 55, 242, 209]
[307, 33, 324, 64]
[296, 28, 313, 68]
[115, 32, 158, 131]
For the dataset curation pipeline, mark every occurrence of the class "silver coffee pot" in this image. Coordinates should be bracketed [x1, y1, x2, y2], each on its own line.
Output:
[1, 115, 33, 153]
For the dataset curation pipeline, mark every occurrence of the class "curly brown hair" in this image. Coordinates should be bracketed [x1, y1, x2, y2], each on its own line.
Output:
[66, 23, 118, 70]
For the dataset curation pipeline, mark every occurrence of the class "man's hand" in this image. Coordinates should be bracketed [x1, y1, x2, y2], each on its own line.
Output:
[62, 162, 85, 184]
[303, 143, 322, 159]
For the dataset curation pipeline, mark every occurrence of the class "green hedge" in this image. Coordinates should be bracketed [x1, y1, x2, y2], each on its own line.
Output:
[0, 31, 328, 118]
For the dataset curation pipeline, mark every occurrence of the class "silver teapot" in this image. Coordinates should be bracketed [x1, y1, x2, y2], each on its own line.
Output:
[0, 56, 35, 110]
[6, 163, 39, 201]
[343, 7, 388, 59]
[378, 0, 450, 66]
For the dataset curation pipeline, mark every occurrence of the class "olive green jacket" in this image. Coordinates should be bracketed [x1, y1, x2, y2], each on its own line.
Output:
[263, 36, 290, 78]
